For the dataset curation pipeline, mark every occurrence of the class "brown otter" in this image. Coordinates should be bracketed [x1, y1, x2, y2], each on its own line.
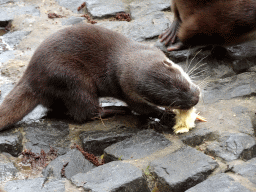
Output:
[0, 24, 200, 131]
[160, 0, 256, 51]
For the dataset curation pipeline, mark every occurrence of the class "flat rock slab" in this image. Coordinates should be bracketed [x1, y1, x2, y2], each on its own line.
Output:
[71, 161, 150, 192]
[80, 127, 138, 156]
[98, 12, 171, 42]
[232, 158, 256, 185]
[24, 121, 70, 155]
[150, 146, 218, 192]
[4, 178, 66, 192]
[0, 154, 18, 182]
[0, 5, 40, 21]
[203, 72, 256, 104]
[129, 0, 170, 19]
[186, 173, 251, 192]
[104, 129, 172, 161]
[1, 31, 31, 49]
[43, 149, 95, 179]
[55, 0, 86, 13]
[0, 132, 23, 156]
[206, 133, 256, 161]
[61, 16, 85, 25]
[85, 0, 126, 18]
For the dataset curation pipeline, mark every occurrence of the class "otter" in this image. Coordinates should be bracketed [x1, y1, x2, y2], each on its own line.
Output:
[0, 24, 200, 131]
[159, 0, 256, 51]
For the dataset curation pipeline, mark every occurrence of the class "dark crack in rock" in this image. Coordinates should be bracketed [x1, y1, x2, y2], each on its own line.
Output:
[150, 146, 219, 192]
[80, 127, 138, 156]
[71, 161, 150, 192]
[232, 158, 256, 185]
[4, 178, 66, 192]
[186, 173, 251, 192]
[0, 132, 23, 157]
[24, 121, 70, 155]
[43, 149, 95, 179]
[206, 133, 256, 161]
[104, 129, 172, 162]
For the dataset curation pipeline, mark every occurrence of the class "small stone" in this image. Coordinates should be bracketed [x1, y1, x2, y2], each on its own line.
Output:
[43, 149, 95, 179]
[206, 133, 256, 161]
[71, 161, 150, 192]
[186, 173, 251, 192]
[104, 129, 172, 162]
[150, 146, 218, 192]
[80, 127, 137, 156]
[232, 158, 256, 185]
[0, 132, 23, 157]
[61, 16, 85, 25]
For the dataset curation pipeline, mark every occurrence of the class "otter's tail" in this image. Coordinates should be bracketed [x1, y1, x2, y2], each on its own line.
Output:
[0, 82, 39, 131]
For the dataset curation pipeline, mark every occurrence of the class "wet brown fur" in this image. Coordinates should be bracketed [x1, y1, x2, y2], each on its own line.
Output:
[0, 24, 200, 131]
[161, 0, 256, 49]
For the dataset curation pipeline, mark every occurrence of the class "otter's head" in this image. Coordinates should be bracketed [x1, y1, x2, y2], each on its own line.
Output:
[139, 58, 200, 110]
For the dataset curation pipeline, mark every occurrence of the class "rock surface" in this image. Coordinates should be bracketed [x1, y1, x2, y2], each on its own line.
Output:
[0, 0, 255, 191]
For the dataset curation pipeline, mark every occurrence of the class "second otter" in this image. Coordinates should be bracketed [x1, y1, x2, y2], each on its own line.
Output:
[0, 24, 200, 131]
[160, 0, 256, 51]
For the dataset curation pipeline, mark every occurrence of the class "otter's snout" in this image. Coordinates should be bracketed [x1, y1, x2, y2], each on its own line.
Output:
[181, 84, 200, 110]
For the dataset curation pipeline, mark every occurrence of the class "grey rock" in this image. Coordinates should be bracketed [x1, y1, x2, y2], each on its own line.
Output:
[99, 12, 171, 42]
[227, 40, 256, 59]
[85, 0, 126, 18]
[104, 129, 171, 162]
[61, 16, 85, 25]
[80, 127, 138, 156]
[231, 59, 250, 73]
[0, 154, 18, 182]
[186, 173, 251, 192]
[0, 132, 23, 156]
[71, 161, 150, 192]
[43, 149, 95, 179]
[130, 0, 170, 19]
[150, 146, 219, 192]
[179, 127, 219, 147]
[232, 158, 256, 185]
[203, 72, 256, 104]
[56, 0, 87, 14]
[2, 31, 31, 49]
[4, 178, 66, 192]
[0, 5, 40, 22]
[206, 133, 256, 161]
[0, 50, 16, 64]
[24, 121, 70, 155]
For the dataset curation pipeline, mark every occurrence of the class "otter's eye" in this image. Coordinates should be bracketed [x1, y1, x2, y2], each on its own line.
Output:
[163, 60, 172, 68]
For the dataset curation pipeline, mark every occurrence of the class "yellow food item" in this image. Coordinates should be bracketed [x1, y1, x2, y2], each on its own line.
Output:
[173, 107, 197, 134]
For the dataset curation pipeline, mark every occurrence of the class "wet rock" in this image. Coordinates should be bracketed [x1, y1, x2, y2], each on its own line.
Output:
[130, 0, 170, 19]
[203, 72, 256, 104]
[4, 178, 66, 192]
[232, 158, 256, 185]
[99, 12, 171, 42]
[24, 121, 70, 155]
[1, 31, 31, 49]
[80, 127, 138, 156]
[150, 146, 218, 192]
[71, 161, 150, 191]
[179, 127, 219, 147]
[186, 173, 251, 192]
[61, 16, 85, 25]
[0, 153, 18, 182]
[0, 5, 40, 22]
[0, 132, 23, 157]
[43, 149, 95, 180]
[85, 0, 126, 18]
[104, 129, 172, 162]
[206, 133, 256, 161]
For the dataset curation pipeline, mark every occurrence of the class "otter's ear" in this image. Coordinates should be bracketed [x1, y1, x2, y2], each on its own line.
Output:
[163, 60, 173, 68]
